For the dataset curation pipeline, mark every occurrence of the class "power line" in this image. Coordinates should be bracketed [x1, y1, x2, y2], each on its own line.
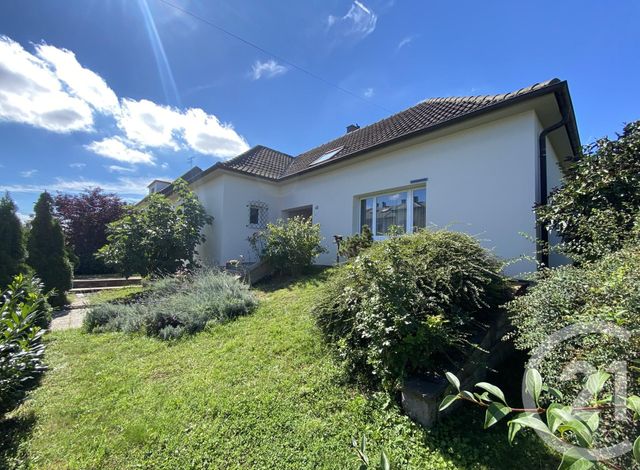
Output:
[154, 0, 393, 113]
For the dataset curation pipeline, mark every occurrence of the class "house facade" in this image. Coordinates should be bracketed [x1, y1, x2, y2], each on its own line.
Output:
[148, 79, 580, 276]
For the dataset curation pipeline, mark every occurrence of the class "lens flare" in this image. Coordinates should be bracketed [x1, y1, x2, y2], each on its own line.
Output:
[137, 0, 181, 107]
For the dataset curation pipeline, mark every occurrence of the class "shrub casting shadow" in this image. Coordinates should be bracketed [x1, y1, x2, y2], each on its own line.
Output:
[0, 412, 36, 468]
[253, 266, 330, 293]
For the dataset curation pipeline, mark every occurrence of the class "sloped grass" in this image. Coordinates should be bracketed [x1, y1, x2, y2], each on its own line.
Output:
[1, 273, 555, 469]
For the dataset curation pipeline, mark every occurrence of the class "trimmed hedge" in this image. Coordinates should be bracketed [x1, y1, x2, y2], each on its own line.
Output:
[315, 229, 511, 388]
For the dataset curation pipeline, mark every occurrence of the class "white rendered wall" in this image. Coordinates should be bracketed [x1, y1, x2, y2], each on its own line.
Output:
[277, 111, 540, 275]
[192, 110, 567, 276]
[191, 177, 225, 266]
[542, 124, 571, 268]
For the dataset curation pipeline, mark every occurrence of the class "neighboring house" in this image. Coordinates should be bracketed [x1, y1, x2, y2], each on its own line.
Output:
[146, 78, 580, 275]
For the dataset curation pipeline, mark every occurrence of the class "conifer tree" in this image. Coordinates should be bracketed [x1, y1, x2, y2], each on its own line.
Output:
[27, 192, 72, 306]
[0, 193, 26, 287]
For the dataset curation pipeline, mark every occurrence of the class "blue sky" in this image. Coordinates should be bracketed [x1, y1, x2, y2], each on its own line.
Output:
[1, 0, 639, 217]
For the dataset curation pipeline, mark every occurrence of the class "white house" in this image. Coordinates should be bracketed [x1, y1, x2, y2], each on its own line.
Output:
[146, 79, 580, 276]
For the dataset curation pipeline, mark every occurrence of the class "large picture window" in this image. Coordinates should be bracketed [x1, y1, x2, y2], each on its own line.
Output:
[359, 186, 426, 237]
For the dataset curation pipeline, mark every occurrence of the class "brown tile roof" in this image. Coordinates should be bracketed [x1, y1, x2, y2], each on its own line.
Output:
[220, 145, 294, 179]
[183, 78, 576, 186]
[282, 79, 563, 177]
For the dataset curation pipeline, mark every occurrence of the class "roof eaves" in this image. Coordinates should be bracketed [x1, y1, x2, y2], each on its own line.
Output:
[278, 79, 573, 181]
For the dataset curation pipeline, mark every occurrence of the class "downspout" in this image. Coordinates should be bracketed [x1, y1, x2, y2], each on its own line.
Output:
[536, 116, 567, 268]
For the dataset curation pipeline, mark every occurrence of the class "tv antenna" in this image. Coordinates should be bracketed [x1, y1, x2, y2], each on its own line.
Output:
[187, 155, 195, 168]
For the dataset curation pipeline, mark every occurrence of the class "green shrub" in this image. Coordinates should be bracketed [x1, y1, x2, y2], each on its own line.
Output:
[98, 179, 213, 277]
[315, 229, 511, 389]
[84, 270, 257, 340]
[508, 244, 640, 455]
[249, 216, 326, 275]
[338, 225, 373, 259]
[509, 243, 640, 394]
[1, 274, 50, 417]
[0, 193, 27, 288]
[538, 120, 640, 261]
[27, 192, 73, 307]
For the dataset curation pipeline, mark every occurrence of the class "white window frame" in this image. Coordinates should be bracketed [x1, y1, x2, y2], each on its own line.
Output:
[359, 185, 426, 240]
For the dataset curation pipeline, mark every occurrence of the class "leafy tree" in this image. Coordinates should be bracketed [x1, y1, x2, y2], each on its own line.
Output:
[98, 179, 213, 277]
[248, 216, 326, 276]
[54, 188, 125, 275]
[0, 193, 26, 287]
[538, 120, 640, 261]
[27, 192, 73, 307]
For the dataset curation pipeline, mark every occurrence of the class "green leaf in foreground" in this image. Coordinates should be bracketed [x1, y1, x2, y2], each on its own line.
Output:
[524, 369, 543, 406]
[380, 450, 390, 470]
[585, 370, 610, 398]
[558, 420, 593, 448]
[507, 421, 521, 444]
[439, 394, 459, 411]
[445, 371, 460, 392]
[484, 402, 511, 429]
[509, 412, 550, 436]
[634, 436, 640, 463]
[627, 395, 640, 419]
[475, 382, 507, 405]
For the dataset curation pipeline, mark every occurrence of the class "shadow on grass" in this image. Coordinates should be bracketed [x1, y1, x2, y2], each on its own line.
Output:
[253, 265, 332, 293]
[427, 406, 557, 469]
[0, 412, 36, 469]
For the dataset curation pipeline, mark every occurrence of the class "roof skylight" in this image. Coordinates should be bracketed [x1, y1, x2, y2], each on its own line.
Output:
[310, 146, 343, 166]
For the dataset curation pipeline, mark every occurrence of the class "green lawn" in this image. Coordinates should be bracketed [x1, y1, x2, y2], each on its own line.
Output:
[85, 285, 144, 305]
[1, 273, 555, 469]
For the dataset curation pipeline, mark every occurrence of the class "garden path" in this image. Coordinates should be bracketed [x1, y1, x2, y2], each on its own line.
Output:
[50, 294, 88, 331]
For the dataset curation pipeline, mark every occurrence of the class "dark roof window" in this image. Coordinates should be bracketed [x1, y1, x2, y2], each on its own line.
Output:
[310, 147, 343, 166]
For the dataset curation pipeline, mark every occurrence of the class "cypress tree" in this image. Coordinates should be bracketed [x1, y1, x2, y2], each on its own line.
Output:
[0, 193, 26, 287]
[27, 192, 72, 307]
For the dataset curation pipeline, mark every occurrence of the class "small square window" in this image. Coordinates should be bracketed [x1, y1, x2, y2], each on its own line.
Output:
[247, 201, 268, 228]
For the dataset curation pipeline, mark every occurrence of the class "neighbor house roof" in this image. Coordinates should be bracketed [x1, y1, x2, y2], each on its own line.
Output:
[150, 78, 579, 196]
[156, 166, 204, 196]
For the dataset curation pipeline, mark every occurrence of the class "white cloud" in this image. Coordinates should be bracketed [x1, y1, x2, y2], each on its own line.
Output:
[117, 99, 181, 150]
[117, 99, 249, 159]
[0, 35, 251, 164]
[0, 36, 94, 132]
[327, 1, 377, 39]
[0, 175, 168, 197]
[17, 212, 32, 223]
[363, 87, 374, 98]
[35, 43, 119, 114]
[86, 136, 156, 165]
[181, 108, 248, 158]
[69, 162, 86, 169]
[251, 60, 288, 80]
[397, 36, 414, 50]
[20, 169, 37, 178]
[107, 164, 135, 173]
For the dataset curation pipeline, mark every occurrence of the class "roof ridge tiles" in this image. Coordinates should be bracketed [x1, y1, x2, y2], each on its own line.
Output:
[185, 78, 567, 184]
